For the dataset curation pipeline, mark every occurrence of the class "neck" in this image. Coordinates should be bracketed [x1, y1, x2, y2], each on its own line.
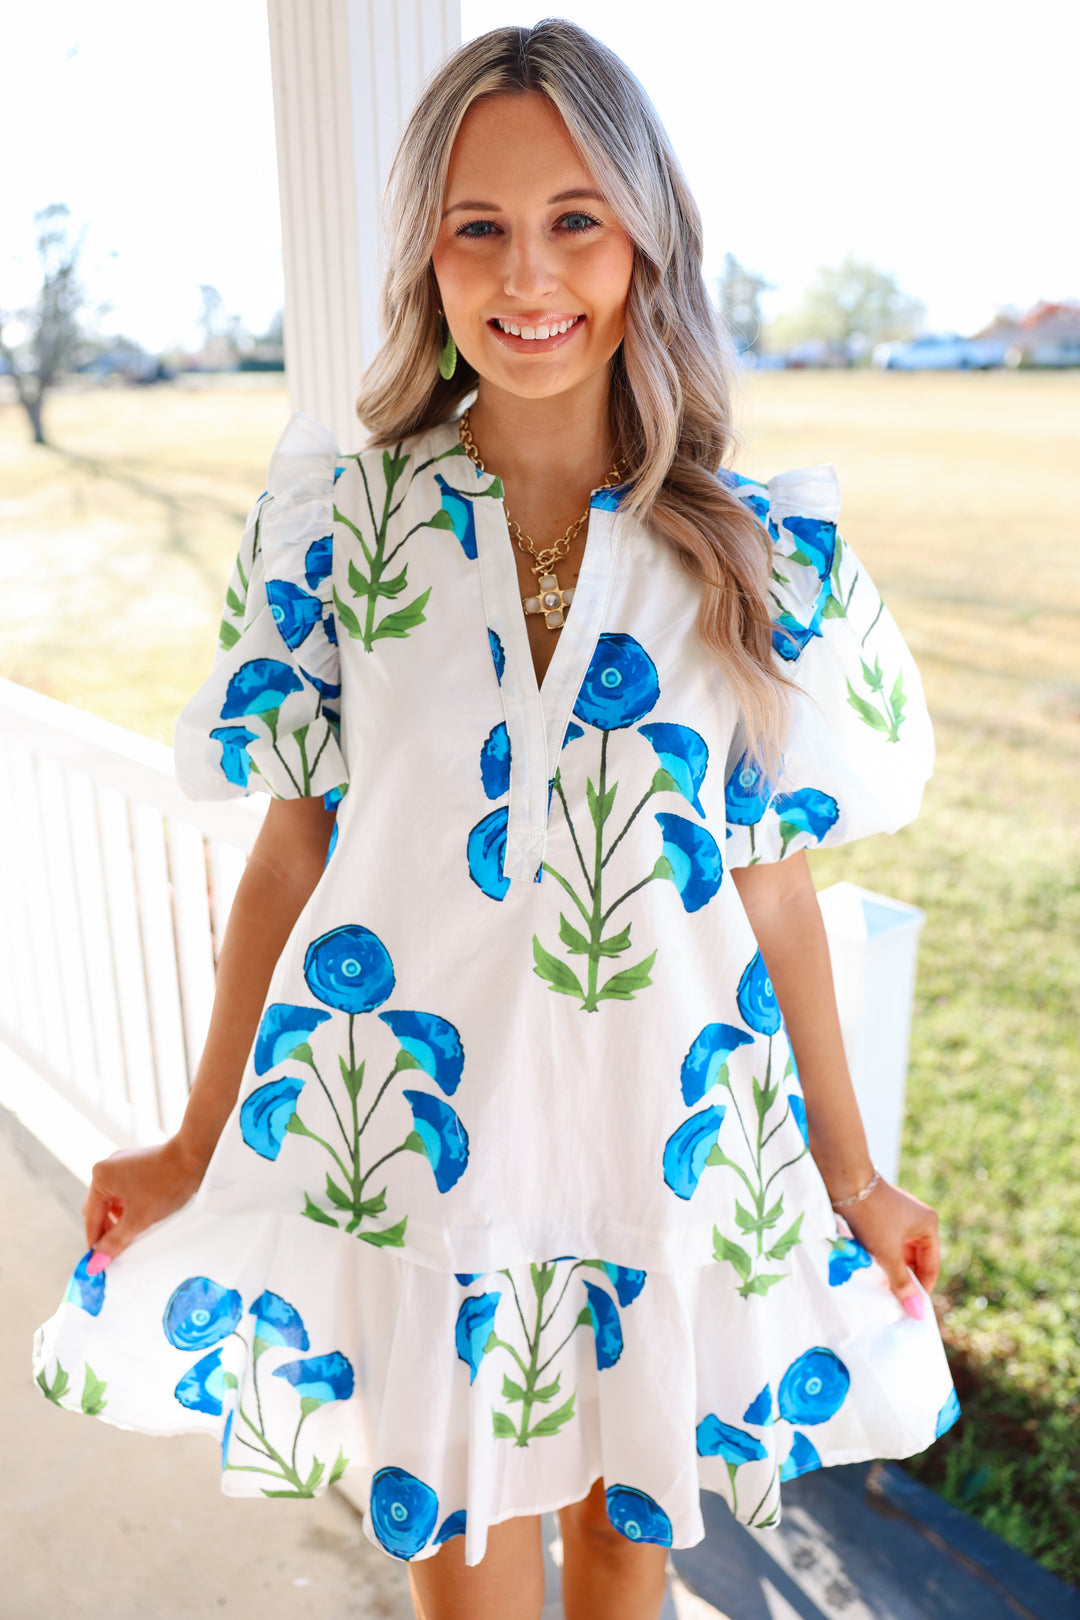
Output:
[466, 369, 617, 492]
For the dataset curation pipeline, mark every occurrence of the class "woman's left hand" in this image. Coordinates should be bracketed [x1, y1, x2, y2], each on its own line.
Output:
[840, 1179, 940, 1319]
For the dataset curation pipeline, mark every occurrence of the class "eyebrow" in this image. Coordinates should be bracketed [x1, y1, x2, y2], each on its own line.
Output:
[442, 187, 607, 218]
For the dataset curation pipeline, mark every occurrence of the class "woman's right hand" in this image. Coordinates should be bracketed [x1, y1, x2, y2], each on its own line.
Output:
[82, 1137, 209, 1267]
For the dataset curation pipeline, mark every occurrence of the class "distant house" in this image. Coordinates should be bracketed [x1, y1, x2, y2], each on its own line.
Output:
[973, 301, 1080, 368]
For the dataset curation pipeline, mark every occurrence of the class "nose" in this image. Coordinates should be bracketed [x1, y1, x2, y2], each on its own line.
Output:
[501, 226, 559, 303]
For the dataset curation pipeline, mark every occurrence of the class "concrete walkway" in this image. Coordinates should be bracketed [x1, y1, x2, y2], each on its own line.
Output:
[4, 1110, 1077, 1620]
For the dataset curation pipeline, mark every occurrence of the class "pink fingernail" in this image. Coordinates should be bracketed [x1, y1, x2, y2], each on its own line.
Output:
[901, 1293, 924, 1320]
[86, 1251, 112, 1276]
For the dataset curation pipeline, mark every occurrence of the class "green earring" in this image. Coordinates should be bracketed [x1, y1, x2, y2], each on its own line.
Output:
[437, 315, 458, 381]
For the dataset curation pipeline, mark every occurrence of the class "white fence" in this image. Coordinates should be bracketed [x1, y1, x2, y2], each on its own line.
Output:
[0, 677, 922, 1187]
[0, 678, 265, 1171]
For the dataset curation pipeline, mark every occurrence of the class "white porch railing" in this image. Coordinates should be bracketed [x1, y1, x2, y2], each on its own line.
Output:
[0, 677, 922, 1189]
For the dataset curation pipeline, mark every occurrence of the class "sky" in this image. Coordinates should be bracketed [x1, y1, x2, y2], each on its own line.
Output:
[2, 0, 1075, 352]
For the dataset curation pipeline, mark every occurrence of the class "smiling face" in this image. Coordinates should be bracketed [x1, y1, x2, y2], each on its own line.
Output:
[431, 92, 635, 405]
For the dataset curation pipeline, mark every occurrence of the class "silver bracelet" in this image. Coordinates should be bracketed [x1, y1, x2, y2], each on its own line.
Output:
[830, 1166, 882, 1209]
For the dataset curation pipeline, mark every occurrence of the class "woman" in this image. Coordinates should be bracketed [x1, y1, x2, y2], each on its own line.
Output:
[36, 21, 957, 1620]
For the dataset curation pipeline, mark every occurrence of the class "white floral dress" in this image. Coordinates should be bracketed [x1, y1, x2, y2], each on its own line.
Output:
[34, 412, 958, 1566]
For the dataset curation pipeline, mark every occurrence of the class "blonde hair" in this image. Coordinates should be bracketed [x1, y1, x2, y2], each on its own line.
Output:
[356, 18, 790, 769]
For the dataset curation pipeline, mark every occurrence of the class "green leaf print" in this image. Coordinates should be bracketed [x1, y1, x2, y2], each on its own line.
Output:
[370, 588, 431, 641]
[713, 1231, 752, 1282]
[738, 1273, 787, 1299]
[532, 936, 586, 999]
[357, 1216, 408, 1248]
[225, 585, 245, 617]
[845, 680, 891, 733]
[376, 566, 409, 599]
[492, 1411, 518, 1438]
[80, 1365, 108, 1416]
[332, 586, 364, 639]
[766, 1213, 804, 1261]
[328, 1447, 350, 1486]
[302, 1193, 338, 1228]
[595, 951, 657, 1003]
[820, 592, 847, 620]
[529, 1392, 577, 1438]
[36, 1360, 70, 1406]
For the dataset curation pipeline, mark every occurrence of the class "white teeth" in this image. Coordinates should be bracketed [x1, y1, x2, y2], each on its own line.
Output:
[495, 316, 581, 339]
[509, 323, 521, 335]
[522, 326, 536, 340]
[536, 325, 550, 340]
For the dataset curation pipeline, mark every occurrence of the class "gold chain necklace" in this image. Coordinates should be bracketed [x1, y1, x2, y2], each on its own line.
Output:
[459, 408, 623, 631]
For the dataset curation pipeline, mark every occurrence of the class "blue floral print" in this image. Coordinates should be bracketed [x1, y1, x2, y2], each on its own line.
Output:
[601, 1264, 646, 1305]
[434, 1509, 467, 1545]
[467, 806, 511, 901]
[828, 1238, 872, 1287]
[239, 1077, 305, 1161]
[402, 1090, 469, 1192]
[63, 1252, 107, 1317]
[772, 787, 840, 852]
[174, 1348, 226, 1415]
[724, 751, 774, 826]
[220, 657, 303, 718]
[936, 1387, 962, 1438]
[572, 633, 660, 730]
[488, 627, 505, 683]
[163, 1277, 242, 1352]
[479, 722, 511, 800]
[783, 515, 837, 580]
[378, 1010, 465, 1095]
[654, 813, 724, 913]
[434, 473, 478, 560]
[251, 1290, 310, 1349]
[696, 1415, 768, 1465]
[789, 1093, 809, 1147]
[772, 610, 823, 662]
[303, 534, 333, 590]
[680, 1022, 755, 1105]
[662, 1105, 726, 1200]
[563, 721, 584, 746]
[455, 1291, 502, 1383]
[736, 950, 782, 1036]
[583, 1280, 624, 1369]
[209, 725, 257, 788]
[743, 1384, 774, 1425]
[265, 579, 323, 648]
[780, 1431, 822, 1482]
[370, 1466, 440, 1559]
[777, 1348, 851, 1425]
[303, 925, 396, 1014]
[254, 1004, 331, 1074]
[605, 1485, 673, 1546]
[272, 1351, 355, 1404]
[638, 723, 709, 814]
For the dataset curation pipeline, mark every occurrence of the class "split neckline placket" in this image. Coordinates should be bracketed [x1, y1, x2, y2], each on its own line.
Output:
[452, 437, 630, 885]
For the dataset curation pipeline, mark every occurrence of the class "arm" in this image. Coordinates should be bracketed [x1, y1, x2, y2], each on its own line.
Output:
[83, 795, 337, 1263]
[732, 853, 939, 1313]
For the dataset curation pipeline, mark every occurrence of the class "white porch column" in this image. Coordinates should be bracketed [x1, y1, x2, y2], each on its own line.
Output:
[266, 0, 461, 451]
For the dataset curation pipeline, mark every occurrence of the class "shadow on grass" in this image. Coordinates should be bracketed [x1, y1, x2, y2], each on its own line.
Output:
[902, 1337, 1080, 1586]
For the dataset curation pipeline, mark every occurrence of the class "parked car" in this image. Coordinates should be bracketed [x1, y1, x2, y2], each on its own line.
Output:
[872, 334, 1004, 370]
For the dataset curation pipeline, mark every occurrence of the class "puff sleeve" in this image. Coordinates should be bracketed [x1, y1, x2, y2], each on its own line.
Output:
[174, 413, 348, 802]
[720, 464, 933, 866]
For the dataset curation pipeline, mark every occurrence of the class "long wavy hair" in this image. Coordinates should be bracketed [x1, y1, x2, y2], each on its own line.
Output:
[356, 18, 791, 768]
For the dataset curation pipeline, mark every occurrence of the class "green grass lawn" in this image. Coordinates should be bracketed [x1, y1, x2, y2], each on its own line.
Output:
[3, 371, 1078, 1580]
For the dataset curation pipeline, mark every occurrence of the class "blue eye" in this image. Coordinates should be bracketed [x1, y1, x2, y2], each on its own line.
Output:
[561, 212, 600, 233]
[455, 219, 499, 238]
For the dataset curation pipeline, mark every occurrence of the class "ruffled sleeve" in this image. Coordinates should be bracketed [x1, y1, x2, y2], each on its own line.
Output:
[174, 413, 348, 802]
[719, 464, 933, 866]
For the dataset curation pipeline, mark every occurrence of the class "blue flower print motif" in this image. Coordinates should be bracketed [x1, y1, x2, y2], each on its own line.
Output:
[744, 492, 769, 523]
[724, 750, 774, 826]
[324, 613, 337, 646]
[605, 1485, 673, 1547]
[743, 1384, 774, 1426]
[935, 1388, 962, 1438]
[777, 1347, 851, 1425]
[455, 1272, 482, 1285]
[434, 474, 478, 559]
[303, 924, 396, 1013]
[303, 672, 341, 700]
[220, 1409, 234, 1469]
[239, 1077, 304, 1160]
[250, 1290, 310, 1349]
[467, 806, 510, 901]
[736, 951, 781, 1036]
[488, 628, 505, 684]
[662, 1105, 725, 1200]
[583, 1280, 624, 1369]
[323, 783, 346, 810]
[563, 721, 584, 747]
[601, 1264, 646, 1306]
[272, 1350, 355, 1404]
[784, 515, 837, 581]
[639, 723, 709, 814]
[434, 1509, 467, 1545]
[573, 633, 660, 731]
[680, 1022, 755, 1105]
[378, 1011, 465, 1096]
[163, 1277, 242, 1352]
[590, 484, 624, 513]
[788, 1093, 808, 1147]
[696, 1415, 768, 1464]
[655, 813, 723, 912]
[479, 722, 511, 800]
[174, 1348, 226, 1415]
[828, 1238, 872, 1287]
[304, 534, 333, 591]
[772, 605, 824, 662]
[266, 579, 323, 649]
[209, 725, 257, 788]
[455, 1291, 501, 1383]
[780, 1431, 822, 1482]
[220, 657, 303, 718]
[403, 1090, 469, 1192]
[772, 787, 840, 844]
[64, 1252, 106, 1317]
[254, 1004, 331, 1074]
[370, 1466, 440, 1559]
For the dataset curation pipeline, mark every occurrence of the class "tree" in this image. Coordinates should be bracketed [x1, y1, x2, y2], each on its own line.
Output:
[0, 204, 89, 444]
[768, 256, 925, 354]
[715, 252, 772, 354]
